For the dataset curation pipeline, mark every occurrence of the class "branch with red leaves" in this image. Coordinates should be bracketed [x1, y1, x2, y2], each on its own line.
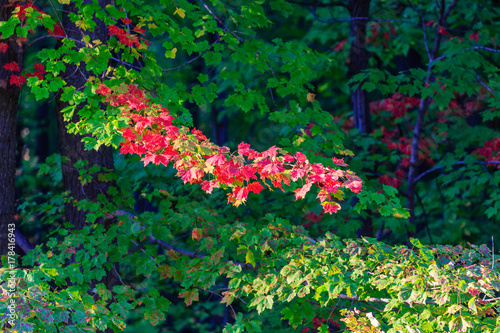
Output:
[95, 83, 362, 214]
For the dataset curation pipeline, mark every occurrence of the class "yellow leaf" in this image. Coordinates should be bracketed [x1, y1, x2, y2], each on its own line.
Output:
[147, 23, 158, 30]
[174, 7, 186, 18]
[75, 20, 91, 31]
[246, 250, 256, 267]
[58, 0, 71, 3]
[165, 47, 177, 59]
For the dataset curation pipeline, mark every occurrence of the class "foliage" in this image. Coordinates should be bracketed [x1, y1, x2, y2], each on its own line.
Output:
[0, 0, 499, 332]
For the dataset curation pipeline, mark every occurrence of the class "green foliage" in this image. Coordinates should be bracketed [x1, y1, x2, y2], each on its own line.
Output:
[2, 0, 500, 332]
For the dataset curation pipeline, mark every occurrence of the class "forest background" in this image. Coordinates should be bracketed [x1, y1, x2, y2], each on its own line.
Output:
[1, 0, 500, 332]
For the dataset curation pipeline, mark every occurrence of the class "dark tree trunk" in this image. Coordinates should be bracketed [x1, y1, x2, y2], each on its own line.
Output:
[55, 2, 119, 332]
[348, 0, 373, 238]
[0, 1, 22, 260]
[347, 0, 372, 134]
[55, 0, 114, 230]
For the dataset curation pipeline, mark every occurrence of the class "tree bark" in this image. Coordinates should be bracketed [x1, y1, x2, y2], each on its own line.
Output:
[54, 2, 119, 332]
[0, 1, 22, 260]
[55, 0, 114, 230]
[347, 0, 372, 134]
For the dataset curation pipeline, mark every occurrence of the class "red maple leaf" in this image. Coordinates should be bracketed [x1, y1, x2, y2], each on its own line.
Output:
[206, 154, 227, 167]
[121, 17, 132, 24]
[469, 32, 479, 41]
[34, 63, 46, 73]
[295, 152, 308, 163]
[9, 75, 26, 87]
[332, 157, 347, 166]
[247, 181, 264, 194]
[0, 43, 7, 53]
[321, 201, 341, 214]
[4, 62, 20, 72]
[180, 167, 204, 184]
[133, 26, 146, 35]
[294, 182, 313, 200]
[201, 180, 219, 194]
[192, 228, 202, 241]
[438, 26, 449, 36]
[239, 165, 257, 181]
[290, 168, 307, 181]
[96, 83, 111, 96]
[47, 24, 65, 39]
[333, 39, 347, 51]
[238, 142, 255, 157]
[379, 174, 402, 189]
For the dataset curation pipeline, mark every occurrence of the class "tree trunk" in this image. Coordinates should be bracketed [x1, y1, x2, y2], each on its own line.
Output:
[0, 1, 22, 260]
[55, 2, 119, 332]
[347, 0, 372, 134]
[348, 0, 373, 237]
[55, 0, 114, 230]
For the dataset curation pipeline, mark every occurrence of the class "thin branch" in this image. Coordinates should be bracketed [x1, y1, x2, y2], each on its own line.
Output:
[472, 45, 500, 53]
[48, 0, 67, 38]
[413, 161, 500, 184]
[150, 236, 260, 269]
[163, 19, 230, 72]
[443, 0, 458, 20]
[198, 0, 244, 43]
[475, 72, 494, 95]
[409, 1, 432, 62]
[14, 229, 35, 254]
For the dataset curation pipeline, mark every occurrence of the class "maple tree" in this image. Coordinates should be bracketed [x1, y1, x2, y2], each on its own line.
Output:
[0, 0, 499, 332]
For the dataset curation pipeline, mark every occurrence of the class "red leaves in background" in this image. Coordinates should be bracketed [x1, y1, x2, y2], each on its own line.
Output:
[4, 61, 20, 72]
[47, 24, 65, 39]
[469, 32, 480, 41]
[473, 138, 500, 167]
[294, 182, 312, 200]
[370, 93, 420, 119]
[26, 63, 46, 80]
[0, 43, 8, 53]
[438, 26, 449, 36]
[107, 25, 141, 48]
[96, 83, 111, 95]
[333, 39, 347, 51]
[379, 174, 403, 189]
[97, 83, 362, 214]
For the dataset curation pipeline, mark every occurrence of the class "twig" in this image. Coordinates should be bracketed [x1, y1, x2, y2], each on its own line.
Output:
[413, 161, 500, 184]
[443, 0, 458, 20]
[198, 0, 244, 43]
[409, 1, 432, 62]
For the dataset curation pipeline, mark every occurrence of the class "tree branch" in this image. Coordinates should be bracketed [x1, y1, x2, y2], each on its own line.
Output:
[14, 229, 35, 254]
[198, 0, 244, 43]
[413, 161, 500, 184]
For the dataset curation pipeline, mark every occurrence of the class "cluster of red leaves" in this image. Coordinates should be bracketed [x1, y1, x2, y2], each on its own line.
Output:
[302, 317, 340, 332]
[370, 94, 435, 189]
[107, 24, 148, 49]
[96, 83, 363, 214]
[473, 138, 500, 168]
[377, 130, 434, 188]
[370, 93, 420, 119]
[301, 211, 325, 232]
[3, 61, 46, 87]
[367, 22, 397, 49]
